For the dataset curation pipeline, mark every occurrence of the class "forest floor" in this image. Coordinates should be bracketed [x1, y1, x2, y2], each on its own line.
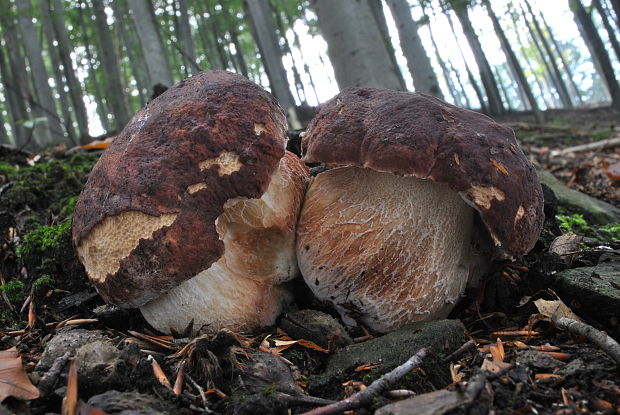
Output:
[0, 106, 619, 415]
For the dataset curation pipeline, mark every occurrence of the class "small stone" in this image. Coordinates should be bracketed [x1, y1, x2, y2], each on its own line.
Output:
[516, 350, 565, 370]
[239, 351, 302, 397]
[86, 390, 190, 415]
[280, 310, 352, 349]
[36, 328, 108, 372]
[557, 358, 587, 377]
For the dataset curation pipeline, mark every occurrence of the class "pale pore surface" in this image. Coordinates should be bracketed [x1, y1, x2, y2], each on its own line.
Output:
[199, 151, 242, 176]
[141, 154, 305, 333]
[296, 167, 474, 333]
[76, 211, 177, 283]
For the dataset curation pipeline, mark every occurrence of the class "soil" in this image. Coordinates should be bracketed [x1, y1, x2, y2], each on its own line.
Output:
[0, 106, 619, 415]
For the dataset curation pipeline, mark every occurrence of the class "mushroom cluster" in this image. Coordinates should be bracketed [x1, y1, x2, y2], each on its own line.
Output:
[72, 71, 309, 334]
[296, 88, 544, 333]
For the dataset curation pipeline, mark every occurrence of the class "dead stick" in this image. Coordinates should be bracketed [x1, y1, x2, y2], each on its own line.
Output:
[443, 339, 477, 362]
[553, 317, 620, 366]
[300, 348, 427, 415]
[185, 373, 215, 415]
[550, 136, 620, 156]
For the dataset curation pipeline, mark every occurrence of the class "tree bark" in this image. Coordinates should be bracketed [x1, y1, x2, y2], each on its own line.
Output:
[451, 2, 504, 116]
[386, 0, 443, 98]
[15, 0, 67, 148]
[570, 0, 620, 111]
[610, 0, 620, 30]
[0, 13, 29, 147]
[49, 0, 90, 142]
[128, 0, 174, 88]
[593, 0, 620, 62]
[523, 0, 574, 108]
[177, 0, 199, 74]
[367, 0, 407, 91]
[312, 0, 403, 91]
[482, 0, 542, 121]
[39, 0, 76, 145]
[244, 0, 296, 110]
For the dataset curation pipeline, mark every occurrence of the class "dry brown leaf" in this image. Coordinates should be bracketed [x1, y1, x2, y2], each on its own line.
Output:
[549, 233, 582, 265]
[0, 347, 40, 402]
[449, 363, 465, 383]
[490, 338, 505, 362]
[480, 358, 511, 374]
[533, 298, 582, 322]
[354, 364, 381, 372]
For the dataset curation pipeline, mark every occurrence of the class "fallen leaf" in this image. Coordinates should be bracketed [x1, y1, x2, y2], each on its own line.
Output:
[480, 358, 511, 374]
[354, 363, 381, 372]
[534, 298, 582, 322]
[449, 363, 465, 383]
[604, 160, 620, 181]
[549, 233, 582, 265]
[0, 347, 39, 402]
[490, 338, 505, 362]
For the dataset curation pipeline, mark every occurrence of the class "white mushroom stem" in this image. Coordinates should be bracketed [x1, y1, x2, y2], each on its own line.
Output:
[296, 167, 474, 333]
[141, 153, 307, 334]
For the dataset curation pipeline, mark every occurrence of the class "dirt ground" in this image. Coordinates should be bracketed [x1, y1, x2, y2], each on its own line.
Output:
[0, 106, 619, 415]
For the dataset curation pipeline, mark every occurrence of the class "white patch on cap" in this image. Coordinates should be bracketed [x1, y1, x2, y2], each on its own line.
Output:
[199, 152, 242, 176]
[466, 186, 506, 210]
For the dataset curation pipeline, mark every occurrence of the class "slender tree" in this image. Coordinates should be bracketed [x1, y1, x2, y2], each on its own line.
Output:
[593, 0, 620, 62]
[312, 0, 403, 90]
[49, 0, 90, 141]
[386, 0, 443, 98]
[0, 45, 24, 146]
[15, 0, 65, 147]
[570, 0, 620, 110]
[450, 0, 504, 115]
[128, 0, 174, 88]
[482, 0, 542, 121]
[177, 0, 200, 74]
[244, 0, 296, 110]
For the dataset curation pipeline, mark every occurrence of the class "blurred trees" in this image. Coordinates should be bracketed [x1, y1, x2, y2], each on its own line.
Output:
[0, 0, 618, 150]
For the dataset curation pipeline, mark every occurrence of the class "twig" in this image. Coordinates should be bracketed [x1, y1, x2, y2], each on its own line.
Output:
[273, 392, 337, 407]
[185, 373, 215, 415]
[443, 339, 477, 363]
[38, 352, 71, 396]
[173, 360, 186, 395]
[553, 316, 620, 366]
[299, 348, 428, 415]
[147, 355, 171, 389]
[550, 136, 620, 156]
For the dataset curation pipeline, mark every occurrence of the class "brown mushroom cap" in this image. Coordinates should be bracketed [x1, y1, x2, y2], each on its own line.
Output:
[302, 88, 544, 256]
[72, 71, 309, 331]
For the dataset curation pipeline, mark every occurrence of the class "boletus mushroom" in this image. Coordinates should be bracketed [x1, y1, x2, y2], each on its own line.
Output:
[296, 88, 544, 333]
[72, 71, 310, 334]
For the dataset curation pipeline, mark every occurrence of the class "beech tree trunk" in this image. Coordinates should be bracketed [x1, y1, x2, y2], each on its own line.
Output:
[452, 3, 504, 116]
[128, 0, 174, 88]
[0, 46, 22, 146]
[15, 0, 65, 148]
[177, 0, 200, 74]
[244, 0, 296, 111]
[570, 0, 620, 111]
[386, 0, 443, 98]
[49, 0, 90, 142]
[313, 0, 403, 91]
[593, 0, 620, 62]
[482, 0, 542, 121]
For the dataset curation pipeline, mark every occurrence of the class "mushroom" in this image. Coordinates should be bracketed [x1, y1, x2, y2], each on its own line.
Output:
[72, 71, 310, 334]
[296, 88, 544, 333]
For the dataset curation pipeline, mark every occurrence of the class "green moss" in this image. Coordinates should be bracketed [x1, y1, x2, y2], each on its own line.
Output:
[590, 130, 613, 141]
[17, 220, 72, 256]
[33, 275, 54, 289]
[557, 213, 590, 233]
[0, 280, 25, 303]
[260, 384, 277, 396]
[556, 213, 620, 243]
[0, 162, 17, 178]
[600, 223, 620, 241]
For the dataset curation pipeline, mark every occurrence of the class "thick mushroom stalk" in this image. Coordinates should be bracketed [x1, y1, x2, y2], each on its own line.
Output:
[297, 87, 544, 333]
[297, 167, 474, 332]
[72, 71, 310, 334]
[141, 152, 308, 333]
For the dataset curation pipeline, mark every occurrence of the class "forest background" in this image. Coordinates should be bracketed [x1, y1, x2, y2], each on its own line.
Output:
[0, 0, 619, 151]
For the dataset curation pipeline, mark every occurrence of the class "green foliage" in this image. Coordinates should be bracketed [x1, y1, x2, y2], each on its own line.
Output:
[0, 280, 25, 303]
[17, 220, 72, 257]
[260, 384, 278, 396]
[599, 223, 620, 242]
[33, 275, 54, 289]
[556, 213, 589, 233]
[0, 162, 18, 178]
[556, 214, 620, 242]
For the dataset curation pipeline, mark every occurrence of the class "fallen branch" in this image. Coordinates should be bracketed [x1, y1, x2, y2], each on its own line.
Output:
[553, 317, 620, 366]
[300, 348, 427, 415]
[550, 136, 620, 157]
[442, 339, 476, 363]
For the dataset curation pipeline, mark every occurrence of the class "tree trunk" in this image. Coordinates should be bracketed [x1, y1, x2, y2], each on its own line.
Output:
[15, 0, 65, 148]
[0, 13, 29, 147]
[111, 0, 148, 107]
[482, 0, 542, 121]
[49, 0, 90, 142]
[570, 0, 620, 111]
[128, 0, 174, 88]
[442, 6, 488, 112]
[312, 0, 403, 91]
[77, 2, 111, 132]
[386, 0, 443, 98]
[0, 46, 22, 146]
[204, 3, 232, 70]
[367, 0, 407, 91]
[229, 27, 250, 78]
[610, 0, 620, 30]
[92, 0, 132, 130]
[452, 3, 504, 116]
[523, 0, 574, 108]
[244, 0, 296, 110]
[593, 0, 620, 62]
[177, 0, 199, 74]
[39, 0, 77, 145]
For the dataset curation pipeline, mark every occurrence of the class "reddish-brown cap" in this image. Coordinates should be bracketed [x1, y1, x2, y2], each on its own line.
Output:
[302, 88, 544, 257]
[72, 70, 288, 307]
